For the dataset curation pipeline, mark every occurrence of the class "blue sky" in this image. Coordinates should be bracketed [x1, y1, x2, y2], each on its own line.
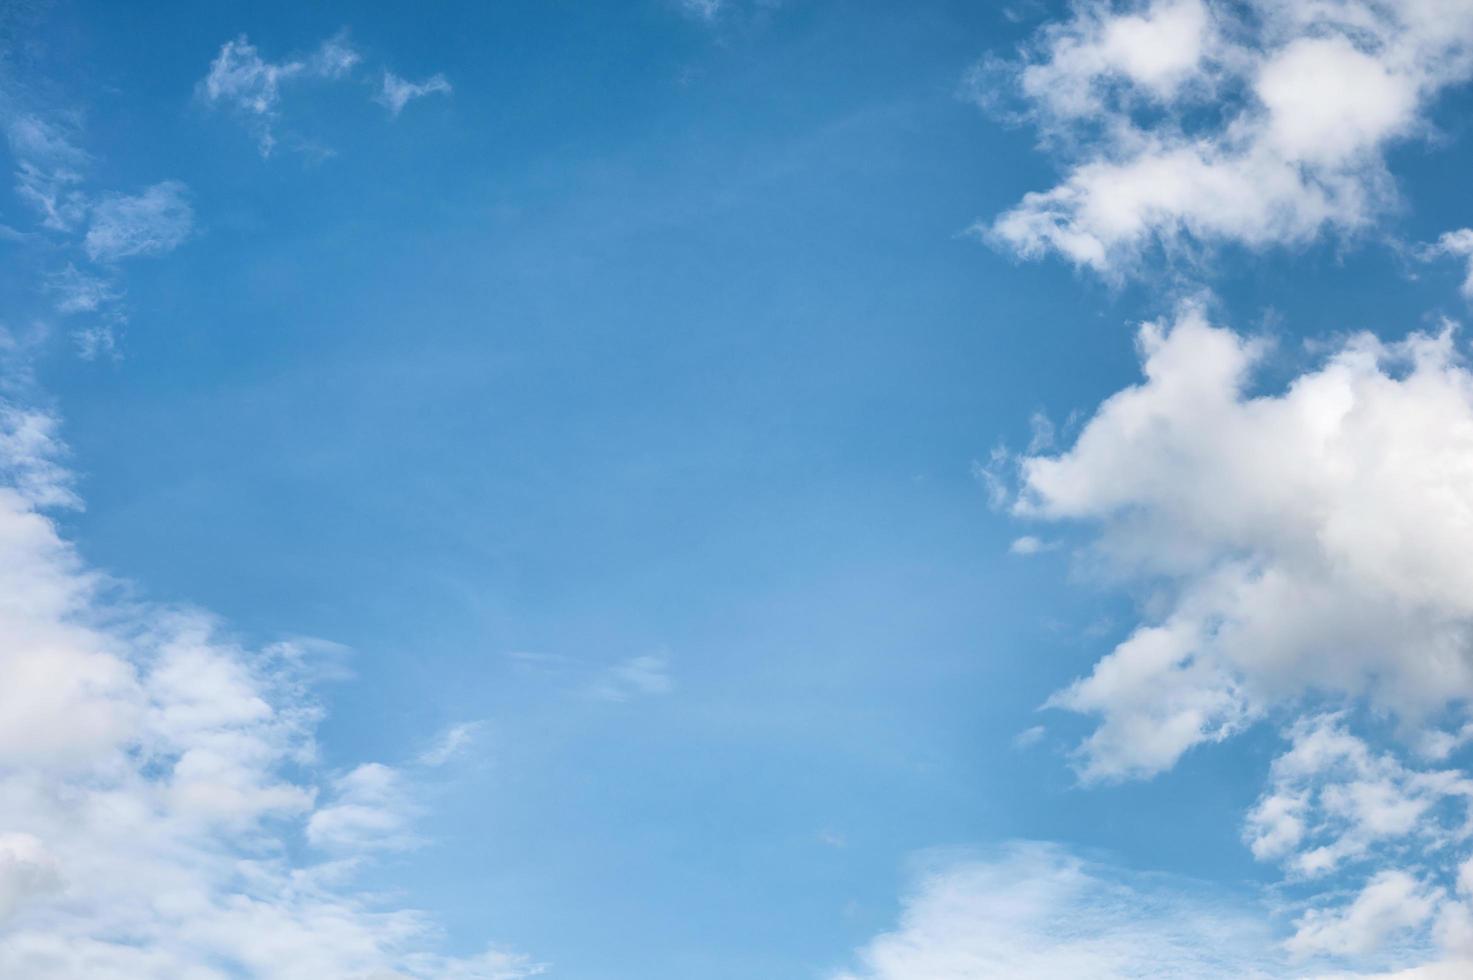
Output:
[8, 1, 1473, 978]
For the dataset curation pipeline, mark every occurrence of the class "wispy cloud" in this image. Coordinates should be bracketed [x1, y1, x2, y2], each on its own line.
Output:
[418, 720, 486, 767]
[83, 180, 193, 263]
[508, 650, 677, 703]
[1422, 229, 1473, 300]
[588, 654, 676, 702]
[835, 843, 1284, 979]
[376, 71, 453, 117]
[1, 100, 190, 358]
[198, 32, 362, 156]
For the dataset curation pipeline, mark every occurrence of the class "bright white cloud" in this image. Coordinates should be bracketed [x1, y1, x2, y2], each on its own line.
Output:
[1014, 306, 1473, 781]
[83, 181, 193, 263]
[983, 0, 1473, 276]
[1247, 716, 1473, 881]
[833, 843, 1283, 979]
[0, 398, 540, 978]
[377, 72, 453, 117]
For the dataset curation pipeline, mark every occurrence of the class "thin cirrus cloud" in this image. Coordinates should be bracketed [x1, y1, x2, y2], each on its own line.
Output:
[0, 395, 542, 978]
[198, 32, 362, 156]
[82, 180, 194, 263]
[975, 0, 1473, 278]
[376, 71, 453, 117]
[199, 32, 451, 155]
[3, 108, 193, 357]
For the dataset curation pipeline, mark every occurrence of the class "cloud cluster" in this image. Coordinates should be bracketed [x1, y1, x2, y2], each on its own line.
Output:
[4, 112, 195, 357]
[1015, 307, 1473, 782]
[981, 0, 1473, 276]
[0, 397, 539, 978]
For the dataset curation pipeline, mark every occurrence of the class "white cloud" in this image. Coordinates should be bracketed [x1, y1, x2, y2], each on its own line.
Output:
[1012, 305, 1473, 780]
[1246, 716, 1473, 881]
[588, 654, 675, 702]
[5, 114, 88, 232]
[833, 842, 1283, 979]
[1291, 871, 1442, 961]
[83, 181, 193, 263]
[199, 33, 362, 156]
[418, 721, 485, 768]
[376, 72, 453, 117]
[45, 265, 118, 315]
[1012, 724, 1047, 749]
[0, 396, 540, 977]
[1009, 535, 1054, 556]
[306, 763, 420, 852]
[1425, 229, 1473, 299]
[983, 0, 1473, 277]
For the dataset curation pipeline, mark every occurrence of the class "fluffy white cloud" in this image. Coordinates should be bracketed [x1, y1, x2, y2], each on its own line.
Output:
[0, 401, 540, 978]
[833, 843, 1283, 979]
[377, 72, 453, 117]
[1291, 871, 1442, 960]
[983, 0, 1473, 276]
[1014, 306, 1473, 781]
[83, 181, 193, 263]
[1247, 716, 1473, 881]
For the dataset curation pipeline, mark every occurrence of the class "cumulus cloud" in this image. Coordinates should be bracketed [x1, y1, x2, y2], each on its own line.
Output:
[83, 181, 193, 263]
[833, 843, 1283, 979]
[1013, 305, 1473, 781]
[376, 72, 453, 117]
[981, 0, 1473, 277]
[0, 398, 540, 977]
[1247, 715, 1473, 881]
[199, 32, 362, 156]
